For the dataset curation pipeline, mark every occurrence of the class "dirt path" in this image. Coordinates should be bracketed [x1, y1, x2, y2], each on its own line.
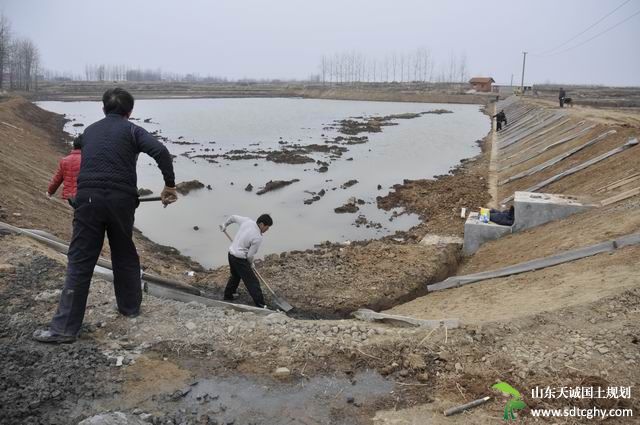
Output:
[488, 102, 499, 208]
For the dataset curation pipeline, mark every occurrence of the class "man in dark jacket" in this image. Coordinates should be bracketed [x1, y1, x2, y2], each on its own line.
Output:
[34, 88, 178, 343]
[559, 87, 566, 108]
[47, 134, 83, 207]
[493, 110, 507, 131]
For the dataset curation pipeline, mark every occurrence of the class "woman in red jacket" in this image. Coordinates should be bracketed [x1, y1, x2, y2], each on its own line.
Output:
[47, 135, 83, 207]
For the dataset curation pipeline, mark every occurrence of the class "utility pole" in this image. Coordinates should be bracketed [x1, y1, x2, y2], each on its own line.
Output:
[510, 74, 514, 86]
[520, 51, 527, 96]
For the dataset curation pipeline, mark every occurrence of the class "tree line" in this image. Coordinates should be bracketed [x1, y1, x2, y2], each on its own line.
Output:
[315, 48, 469, 85]
[0, 14, 41, 91]
[0, 12, 473, 89]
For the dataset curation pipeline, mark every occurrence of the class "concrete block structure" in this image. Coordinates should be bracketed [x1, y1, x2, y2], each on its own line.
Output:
[463, 212, 512, 255]
[512, 191, 596, 232]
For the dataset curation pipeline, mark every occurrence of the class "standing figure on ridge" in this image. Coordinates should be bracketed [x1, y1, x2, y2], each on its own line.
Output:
[47, 134, 83, 208]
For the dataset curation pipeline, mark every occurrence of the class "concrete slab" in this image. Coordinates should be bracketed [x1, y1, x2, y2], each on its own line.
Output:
[512, 191, 596, 232]
[353, 308, 459, 329]
[463, 212, 512, 255]
[419, 234, 464, 247]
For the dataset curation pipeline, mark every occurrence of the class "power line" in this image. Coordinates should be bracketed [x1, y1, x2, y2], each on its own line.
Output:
[534, 0, 633, 56]
[547, 8, 640, 56]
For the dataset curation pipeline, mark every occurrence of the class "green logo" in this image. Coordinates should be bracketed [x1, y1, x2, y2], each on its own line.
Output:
[492, 381, 527, 421]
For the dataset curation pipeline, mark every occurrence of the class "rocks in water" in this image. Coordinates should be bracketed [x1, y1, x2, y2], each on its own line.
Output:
[316, 161, 329, 173]
[422, 109, 453, 114]
[335, 201, 359, 214]
[245, 183, 253, 192]
[206, 184, 213, 190]
[72, 123, 84, 127]
[176, 180, 205, 195]
[341, 179, 359, 189]
[354, 215, 383, 229]
[193, 226, 199, 231]
[266, 151, 314, 164]
[304, 196, 320, 205]
[256, 179, 300, 195]
[377, 184, 382, 190]
[303, 188, 327, 205]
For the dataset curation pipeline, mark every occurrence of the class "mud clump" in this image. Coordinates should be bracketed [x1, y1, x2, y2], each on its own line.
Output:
[171, 140, 199, 145]
[336, 119, 385, 135]
[341, 179, 359, 189]
[303, 188, 326, 205]
[355, 214, 383, 229]
[256, 179, 300, 195]
[329, 110, 453, 137]
[422, 109, 453, 115]
[176, 180, 206, 195]
[331, 135, 369, 145]
[266, 151, 315, 164]
[335, 201, 359, 214]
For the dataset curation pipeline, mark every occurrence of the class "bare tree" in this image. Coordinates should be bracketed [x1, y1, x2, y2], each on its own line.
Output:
[320, 55, 328, 85]
[391, 52, 397, 82]
[7, 38, 40, 91]
[0, 14, 11, 90]
[457, 52, 468, 83]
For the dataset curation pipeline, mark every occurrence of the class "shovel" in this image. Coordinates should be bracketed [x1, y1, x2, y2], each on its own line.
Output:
[223, 229, 293, 312]
[139, 196, 174, 208]
[139, 196, 162, 202]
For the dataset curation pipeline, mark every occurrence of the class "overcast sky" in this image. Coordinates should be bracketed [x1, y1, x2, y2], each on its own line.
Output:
[3, 0, 639, 86]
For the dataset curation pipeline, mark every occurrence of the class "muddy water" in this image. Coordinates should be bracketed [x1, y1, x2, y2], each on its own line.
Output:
[38, 98, 489, 267]
[165, 370, 393, 424]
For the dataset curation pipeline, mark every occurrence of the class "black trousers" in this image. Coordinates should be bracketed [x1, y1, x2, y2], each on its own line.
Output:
[50, 189, 141, 336]
[225, 253, 265, 307]
[496, 121, 502, 131]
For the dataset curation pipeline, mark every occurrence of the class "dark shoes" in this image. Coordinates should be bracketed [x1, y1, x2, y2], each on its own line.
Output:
[223, 293, 239, 301]
[32, 329, 77, 344]
[113, 304, 140, 318]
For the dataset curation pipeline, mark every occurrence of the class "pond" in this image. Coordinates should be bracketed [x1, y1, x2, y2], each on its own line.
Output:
[38, 98, 489, 268]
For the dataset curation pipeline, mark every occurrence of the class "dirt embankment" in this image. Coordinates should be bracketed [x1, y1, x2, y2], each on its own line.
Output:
[0, 96, 206, 276]
[26, 80, 495, 105]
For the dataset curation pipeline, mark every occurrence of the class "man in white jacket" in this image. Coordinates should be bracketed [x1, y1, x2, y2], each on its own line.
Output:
[219, 214, 273, 307]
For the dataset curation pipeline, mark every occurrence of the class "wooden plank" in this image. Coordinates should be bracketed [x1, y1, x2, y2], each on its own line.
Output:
[595, 173, 640, 193]
[502, 120, 585, 160]
[499, 130, 616, 185]
[499, 124, 597, 171]
[501, 138, 638, 204]
[0, 221, 202, 296]
[427, 232, 640, 292]
[599, 186, 640, 206]
[145, 282, 274, 316]
[352, 308, 459, 329]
